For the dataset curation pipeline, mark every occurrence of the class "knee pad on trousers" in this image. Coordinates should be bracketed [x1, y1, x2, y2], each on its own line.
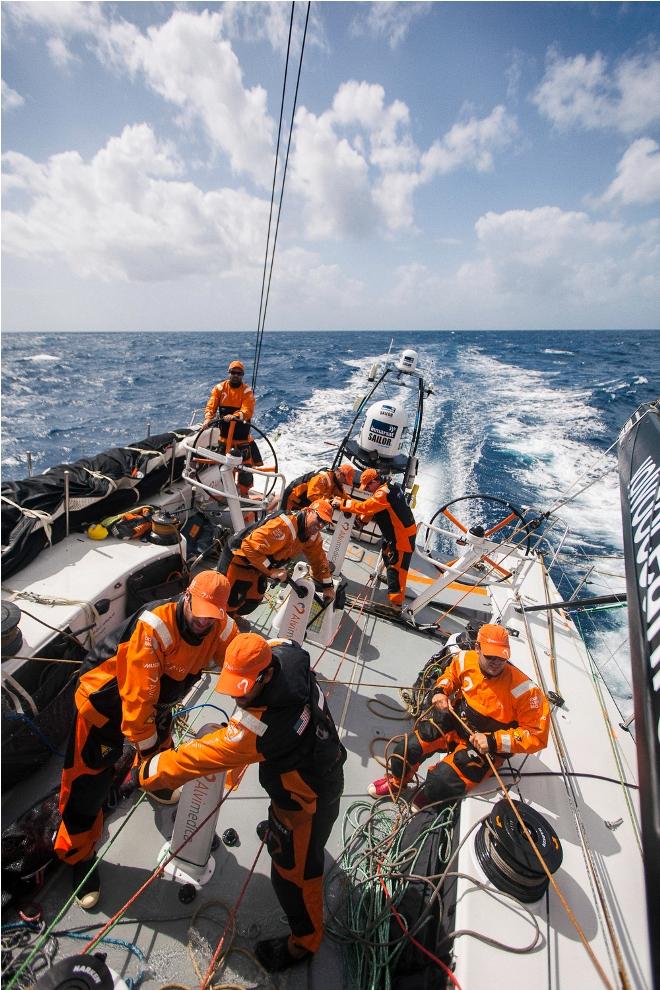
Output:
[416, 714, 450, 745]
[451, 745, 491, 784]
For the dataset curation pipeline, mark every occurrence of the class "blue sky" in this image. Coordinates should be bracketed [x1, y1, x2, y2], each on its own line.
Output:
[2, 1, 659, 332]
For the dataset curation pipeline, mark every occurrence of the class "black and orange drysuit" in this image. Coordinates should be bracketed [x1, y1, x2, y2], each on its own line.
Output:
[339, 481, 417, 606]
[205, 378, 256, 423]
[204, 378, 261, 466]
[388, 649, 550, 802]
[138, 640, 346, 954]
[54, 597, 237, 865]
[218, 511, 333, 615]
[283, 469, 345, 512]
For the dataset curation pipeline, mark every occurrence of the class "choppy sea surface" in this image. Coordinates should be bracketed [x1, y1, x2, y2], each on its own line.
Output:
[2, 329, 659, 715]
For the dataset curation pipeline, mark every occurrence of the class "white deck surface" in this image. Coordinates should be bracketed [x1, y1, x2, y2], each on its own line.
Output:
[2, 529, 651, 990]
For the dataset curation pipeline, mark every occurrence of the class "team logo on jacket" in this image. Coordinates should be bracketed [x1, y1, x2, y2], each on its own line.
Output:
[225, 721, 244, 743]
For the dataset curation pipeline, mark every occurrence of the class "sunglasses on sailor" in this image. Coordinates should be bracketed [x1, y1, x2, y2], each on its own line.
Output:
[482, 653, 506, 663]
[230, 370, 244, 376]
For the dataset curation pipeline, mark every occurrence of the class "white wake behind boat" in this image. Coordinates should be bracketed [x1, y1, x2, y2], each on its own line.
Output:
[1, 351, 657, 990]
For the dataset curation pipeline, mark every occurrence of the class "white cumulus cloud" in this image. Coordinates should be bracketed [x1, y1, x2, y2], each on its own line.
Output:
[386, 206, 658, 328]
[349, 2, 431, 50]
[291, 84, 516, 239]
[421, 105, 518, 178]
[2, 80, 24, 111]
[3, 4, 276, 186]
[598, 138, 660, 206]
[99, 10, 275, 186]
[533, 47, 660, 133]
[2, 124, 268, 282]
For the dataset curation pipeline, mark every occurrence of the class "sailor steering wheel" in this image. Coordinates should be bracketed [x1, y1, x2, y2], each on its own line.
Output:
[427, 494, 533, 585]
[190, 420, 279, 500]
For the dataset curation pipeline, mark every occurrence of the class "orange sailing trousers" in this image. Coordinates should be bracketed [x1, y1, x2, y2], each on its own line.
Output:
[264, 764, 343, 952]
[54, 711, 125, 865]
[388, 719, 499, 803]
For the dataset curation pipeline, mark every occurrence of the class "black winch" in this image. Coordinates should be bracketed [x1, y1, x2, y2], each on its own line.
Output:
[36, 953, 126, 990]
[1, 601, 23, 659]
[475, 798, 563, 903]
[150, 510, 181, 546]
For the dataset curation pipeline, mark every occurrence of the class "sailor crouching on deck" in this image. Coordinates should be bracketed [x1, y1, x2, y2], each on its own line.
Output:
[281, 463, 356, 512]
[54, 572, 237, 910]
[217, 500, 336, 618]
[137, 633, 347, 973]
[332, 468, 417, 611]
[369, 624, 550, 807]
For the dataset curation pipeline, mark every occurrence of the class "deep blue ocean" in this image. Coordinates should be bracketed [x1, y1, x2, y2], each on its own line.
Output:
[2, 329, 658, 712]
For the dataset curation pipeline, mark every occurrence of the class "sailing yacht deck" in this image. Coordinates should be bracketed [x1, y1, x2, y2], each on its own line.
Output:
[3, 530, 650, 990]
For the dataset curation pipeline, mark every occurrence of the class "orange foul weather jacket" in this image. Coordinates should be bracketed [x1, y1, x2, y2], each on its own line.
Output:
[235, 512, 333, 588]
[204, 379, 255, 422]
[139, 640, 346, 954]
[435, 649, 550, 756]
[75, 600, 238, 750]
[339, 482, 417, 552]
[55, 597, 238, 864]
[285, 470, 345, 512]
[387, 648, 550, 800]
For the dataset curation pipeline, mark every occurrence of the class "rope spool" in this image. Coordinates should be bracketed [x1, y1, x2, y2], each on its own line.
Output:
[149, 511, 181, 546]
[1, 602, 23, 659]
[475, 798, 562, 903]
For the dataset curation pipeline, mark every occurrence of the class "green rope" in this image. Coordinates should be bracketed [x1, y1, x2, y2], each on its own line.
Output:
[325, 799, 455, 990]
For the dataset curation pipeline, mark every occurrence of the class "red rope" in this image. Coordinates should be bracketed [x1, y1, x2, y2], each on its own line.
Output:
[198, 838, 267, 990]
[82, 774, 245, 954]
[376, 864, 462, 990]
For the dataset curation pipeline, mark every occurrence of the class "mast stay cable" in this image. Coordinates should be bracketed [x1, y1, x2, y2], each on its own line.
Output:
[252, 2, 311, 394]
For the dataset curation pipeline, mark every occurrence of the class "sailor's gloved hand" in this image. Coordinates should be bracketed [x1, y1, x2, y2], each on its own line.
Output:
[322, 584, 336, 602]
[331, 498, 342, 510]
[271, 567, 289, 583]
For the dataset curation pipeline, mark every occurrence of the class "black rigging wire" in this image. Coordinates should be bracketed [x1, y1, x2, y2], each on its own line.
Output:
[252, 1, 311, 393]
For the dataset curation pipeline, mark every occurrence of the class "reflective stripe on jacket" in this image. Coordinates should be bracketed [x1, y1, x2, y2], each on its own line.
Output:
[75, 598, 237, 748]
[205, 379, 255, 422]
[435, 649, 549, 756]
[234, 512, 332, 586]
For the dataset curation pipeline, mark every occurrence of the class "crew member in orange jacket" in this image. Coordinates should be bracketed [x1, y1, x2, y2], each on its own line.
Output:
[203, 360, 255, 426]
[137, 633, 346, 972]
[333, 468, 417, 609]
[218, 500, 336, 616]
[54, 572, 237, 909]
[203, 360, 261, 466]
[368, 624, 550, 806]
[283, 463, 355, 512]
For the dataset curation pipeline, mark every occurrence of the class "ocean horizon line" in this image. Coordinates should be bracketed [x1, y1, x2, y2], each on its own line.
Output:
[3, 327, 659, 335]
